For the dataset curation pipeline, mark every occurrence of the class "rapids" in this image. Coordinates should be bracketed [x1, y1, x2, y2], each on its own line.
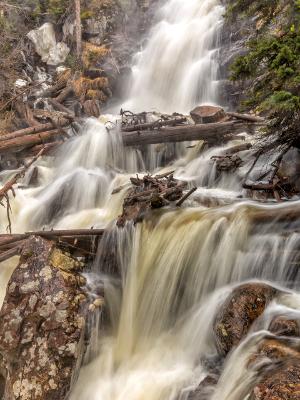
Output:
[0, 0, 299, 399]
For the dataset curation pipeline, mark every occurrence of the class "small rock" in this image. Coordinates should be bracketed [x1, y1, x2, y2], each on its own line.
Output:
[93, 298, 104, 308]
[269, 315, 300, 337]
[250, 359, 300, 400]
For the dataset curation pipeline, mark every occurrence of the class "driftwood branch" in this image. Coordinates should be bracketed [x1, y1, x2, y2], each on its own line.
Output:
[121, 117, 187, 132]
[176, 187, 197, 207]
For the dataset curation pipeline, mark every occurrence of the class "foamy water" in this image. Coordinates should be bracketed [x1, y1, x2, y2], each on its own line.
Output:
[0, 0, 299, 399]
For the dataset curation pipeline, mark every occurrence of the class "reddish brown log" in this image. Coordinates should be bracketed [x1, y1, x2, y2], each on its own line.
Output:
[0, 129, 64, 153]
[48, 98, 75, 117]
[55, 86, 74, 103]
[0, 121, 71, 142]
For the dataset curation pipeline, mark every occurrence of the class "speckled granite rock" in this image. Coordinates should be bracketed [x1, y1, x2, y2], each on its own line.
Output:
[0, 236, 89, 399]
[214, 283, 278, 355]
[250, 358, 300, 400]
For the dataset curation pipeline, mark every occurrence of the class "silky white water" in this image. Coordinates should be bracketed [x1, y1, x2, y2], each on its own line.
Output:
[0, 0, 299, 399]
[124, 0, 224, 113]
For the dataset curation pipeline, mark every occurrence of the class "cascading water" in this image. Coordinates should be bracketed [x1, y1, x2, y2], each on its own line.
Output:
[0, 0, 299, 399]
[124, 0, 224, 113]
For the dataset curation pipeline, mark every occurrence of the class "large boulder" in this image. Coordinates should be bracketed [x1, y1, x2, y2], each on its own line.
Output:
[27, 23, 70, 65]
[190, 105, 226, 124]
[0, 236, 90, 399]
[214, 283, 278, 355]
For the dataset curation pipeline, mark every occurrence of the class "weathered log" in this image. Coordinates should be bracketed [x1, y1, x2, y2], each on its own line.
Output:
[0, 121, 71, 142]
[0, 237, 27, 250]
[55, 86, 74, 103]
[0, 129, 65, 154]
[0, 246, 21, 262]
[154, 170, 175, 179]
[243, 181, 275, 190]
[26, 228, 105, 237]
[121, 117, 187, 132]
[122, 121, 253, 146]
[48, 98, 75, 117]
[227, 111, 265, 123]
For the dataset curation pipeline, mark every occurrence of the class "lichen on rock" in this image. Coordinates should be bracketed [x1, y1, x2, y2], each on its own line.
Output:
[0, 236, 89, 399]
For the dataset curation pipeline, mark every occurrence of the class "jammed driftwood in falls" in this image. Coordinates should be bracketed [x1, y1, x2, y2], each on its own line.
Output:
[121, 121, 253, 146]
[117, 173, 195, 226]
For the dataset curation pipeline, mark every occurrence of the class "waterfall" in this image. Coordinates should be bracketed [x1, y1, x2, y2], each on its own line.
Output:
[124, 0, 224, 113]
[0, 0, 299, 399]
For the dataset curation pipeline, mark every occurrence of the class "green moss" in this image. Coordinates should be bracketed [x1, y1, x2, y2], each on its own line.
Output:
[228, 0, 300, 147]
[47, 0, 69, 17]
[80, 10, 95, 19]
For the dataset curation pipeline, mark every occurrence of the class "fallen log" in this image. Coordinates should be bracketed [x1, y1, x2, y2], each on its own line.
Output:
[55, 86, 74, 103]
[0, 247, 21, 262]
[0, 129, 65, 154]
[121, 117, 187, 132]
[48, 98, 75, 118]
[26, 228, 105, 237]
[0, 120, 71, 142]
[122, 121, 254, 146]
[227, 112, 265, 123]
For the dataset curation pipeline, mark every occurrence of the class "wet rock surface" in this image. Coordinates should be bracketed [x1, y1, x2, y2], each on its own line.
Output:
[0, 236, 89, 399]
[250, 358, 300, 400]
[214, 283, 278, 355]
[269, 315, 300, 337]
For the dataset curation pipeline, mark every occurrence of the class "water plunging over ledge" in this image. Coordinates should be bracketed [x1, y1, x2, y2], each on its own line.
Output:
[0, 0, 299, 399]
[124, 0, 224, 113]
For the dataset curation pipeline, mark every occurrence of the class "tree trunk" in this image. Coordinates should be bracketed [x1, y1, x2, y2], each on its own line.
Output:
[75, 0, 82, 62]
